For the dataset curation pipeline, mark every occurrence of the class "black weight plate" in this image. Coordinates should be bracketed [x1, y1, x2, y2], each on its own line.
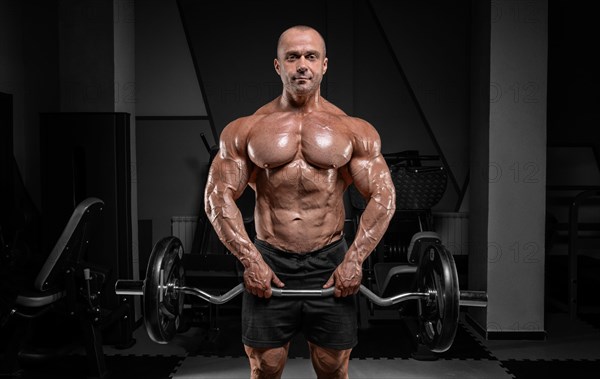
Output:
[415, 244, 459, 353]
[143, 236, 185, 344]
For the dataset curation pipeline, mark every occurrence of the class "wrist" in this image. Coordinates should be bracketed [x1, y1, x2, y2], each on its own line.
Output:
[343, 250, 364, 266]
[240, 250, 263, 269]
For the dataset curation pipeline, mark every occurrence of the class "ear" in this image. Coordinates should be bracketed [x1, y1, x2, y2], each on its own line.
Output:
[274, 58, 281, 75]
[323, 57, 328, 75]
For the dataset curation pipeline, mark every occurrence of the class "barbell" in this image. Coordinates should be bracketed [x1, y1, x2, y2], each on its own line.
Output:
[115, 236, 487, 353]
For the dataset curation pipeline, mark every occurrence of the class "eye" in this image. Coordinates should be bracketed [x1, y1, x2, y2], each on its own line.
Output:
[306, 54, 317, 61]
[286, 54, 298, 61]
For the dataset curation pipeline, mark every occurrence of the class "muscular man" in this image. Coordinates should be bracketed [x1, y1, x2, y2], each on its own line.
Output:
[205, 25, 396, 379]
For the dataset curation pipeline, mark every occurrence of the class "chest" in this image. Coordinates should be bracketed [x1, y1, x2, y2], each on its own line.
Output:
[247, 114, 353, 169]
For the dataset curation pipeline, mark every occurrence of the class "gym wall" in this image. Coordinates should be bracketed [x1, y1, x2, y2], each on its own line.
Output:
[0, 0, 59, 210]
[134, 0, 211, 247]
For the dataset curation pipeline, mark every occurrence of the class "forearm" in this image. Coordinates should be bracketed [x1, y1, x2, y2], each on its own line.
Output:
[346, 187, 396, 265]
[205, 190, 261, 268]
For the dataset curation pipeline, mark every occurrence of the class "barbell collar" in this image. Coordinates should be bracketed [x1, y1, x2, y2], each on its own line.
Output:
[459, 290, 488, 307]
[115, 280, 143, 296]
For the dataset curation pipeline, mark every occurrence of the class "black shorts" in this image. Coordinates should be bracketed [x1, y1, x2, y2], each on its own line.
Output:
[241, 238, 358, 350]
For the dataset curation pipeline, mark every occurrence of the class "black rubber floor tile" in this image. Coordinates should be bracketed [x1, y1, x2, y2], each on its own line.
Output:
[437, 323, 495, 360]
[16, 354, 183, 379]
[350, 319, 414, 359]
[501, 359, 600, 379]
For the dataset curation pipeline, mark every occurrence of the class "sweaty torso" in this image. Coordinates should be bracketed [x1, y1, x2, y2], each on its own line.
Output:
[245, 101, 354, 253]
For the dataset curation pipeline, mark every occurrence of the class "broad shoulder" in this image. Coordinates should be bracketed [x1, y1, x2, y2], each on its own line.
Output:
[220, 97, 287, 150]
[318, 99, 379, 141]
[220, 116, 247, 143]
[344, 116, 382, 157]
[313, 101, 382, 157]
[221, 97, 280, 137]
[219, 114, 264, 157]
[320, 98, 348, 117]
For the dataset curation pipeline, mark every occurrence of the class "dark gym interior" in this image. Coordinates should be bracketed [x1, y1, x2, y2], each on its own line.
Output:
[1, 0, 599, 378]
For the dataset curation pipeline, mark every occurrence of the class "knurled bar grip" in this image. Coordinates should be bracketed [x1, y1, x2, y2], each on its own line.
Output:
[115, 280, 487, 307]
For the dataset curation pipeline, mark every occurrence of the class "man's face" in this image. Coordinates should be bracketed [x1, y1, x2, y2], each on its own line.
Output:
[274, 28, 328, 96]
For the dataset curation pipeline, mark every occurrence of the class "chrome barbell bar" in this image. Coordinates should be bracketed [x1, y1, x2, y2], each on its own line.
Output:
[115, 280, 487, 307]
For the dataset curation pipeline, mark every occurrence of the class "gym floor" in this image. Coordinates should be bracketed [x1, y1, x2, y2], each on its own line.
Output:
[12, 306, 600, 379]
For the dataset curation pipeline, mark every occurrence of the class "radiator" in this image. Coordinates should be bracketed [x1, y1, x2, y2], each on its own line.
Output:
[433, 212, 469, 255]
[171, 216, 198, 254]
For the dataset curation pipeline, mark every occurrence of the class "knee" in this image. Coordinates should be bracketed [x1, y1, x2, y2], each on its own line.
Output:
[310, 345, 351, 379]
[256, 348, 287, 375]
[245, 345, 288, 378]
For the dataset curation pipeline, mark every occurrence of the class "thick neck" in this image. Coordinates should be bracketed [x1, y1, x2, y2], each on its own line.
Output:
[279, 87, 323, 113]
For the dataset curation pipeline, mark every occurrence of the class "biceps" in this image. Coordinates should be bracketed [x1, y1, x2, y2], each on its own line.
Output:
[351, 157, 395, 208]
[206, 156, 250, 199]
[205, 156, 251, 218]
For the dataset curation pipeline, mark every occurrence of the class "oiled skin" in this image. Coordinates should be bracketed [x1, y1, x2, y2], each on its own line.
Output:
[204, 26, 396, 379]
[205, 92, 396, 297]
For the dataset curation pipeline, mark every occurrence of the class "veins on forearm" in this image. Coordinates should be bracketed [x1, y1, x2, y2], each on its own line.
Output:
[348, 173, 395, 264]
[205, 168, 259, 267]
[207, 198, 260, 267]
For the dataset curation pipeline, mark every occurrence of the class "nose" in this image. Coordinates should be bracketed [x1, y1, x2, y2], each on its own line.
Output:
[296, 57, 308, 73]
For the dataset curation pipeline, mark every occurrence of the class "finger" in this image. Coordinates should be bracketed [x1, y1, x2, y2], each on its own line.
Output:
[346, 286, 354, 297]
[345, 285, 357, 297]
[323, 275, 335, 289]
[252, 284, 264, 298]
[262, 280, 272, 299]
[272, 273, 285, 288]
[244, 280, 253, 294]
[334, 285, 342, 298]
[264, 286, 272, 299]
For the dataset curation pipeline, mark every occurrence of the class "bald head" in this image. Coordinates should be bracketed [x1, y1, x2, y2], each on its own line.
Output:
[276, 25, 327, 59]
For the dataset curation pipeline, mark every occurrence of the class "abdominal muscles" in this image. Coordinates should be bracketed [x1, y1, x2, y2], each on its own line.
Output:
[252, 159, 348, 253]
